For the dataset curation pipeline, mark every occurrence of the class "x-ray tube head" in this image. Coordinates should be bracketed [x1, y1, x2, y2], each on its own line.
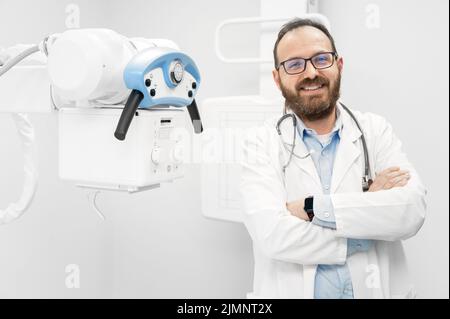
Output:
[115, 47, 202, 141]
[46, 29, 135, 104]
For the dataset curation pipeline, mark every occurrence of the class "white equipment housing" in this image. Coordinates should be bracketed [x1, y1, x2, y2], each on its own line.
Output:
[59, 107, 185, 192]
[45, 29, 187, 191]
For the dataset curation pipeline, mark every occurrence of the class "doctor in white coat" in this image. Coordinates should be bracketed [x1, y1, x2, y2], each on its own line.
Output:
[240, 18, 426, 299]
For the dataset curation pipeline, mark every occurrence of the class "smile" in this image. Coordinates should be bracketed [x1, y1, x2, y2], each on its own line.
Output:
[300, 84, 325, 91]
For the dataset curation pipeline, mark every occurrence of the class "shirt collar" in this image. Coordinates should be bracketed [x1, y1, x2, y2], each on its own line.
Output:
[295, 106, 343, 140]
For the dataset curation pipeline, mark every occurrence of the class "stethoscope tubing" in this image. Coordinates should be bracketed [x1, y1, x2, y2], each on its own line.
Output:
[276, 102, 373, 191]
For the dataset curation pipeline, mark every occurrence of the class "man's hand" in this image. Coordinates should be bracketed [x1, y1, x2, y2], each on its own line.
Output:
[368, 166, 410, 192]
[286, 199, 310, 221]
[286, 166, 410, 221]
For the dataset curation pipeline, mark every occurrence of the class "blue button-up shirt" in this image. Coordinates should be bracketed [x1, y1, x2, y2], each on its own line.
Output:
[295, 110, 373, 299]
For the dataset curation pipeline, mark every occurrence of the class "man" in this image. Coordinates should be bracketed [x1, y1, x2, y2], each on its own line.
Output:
[240, 18, 426, 299]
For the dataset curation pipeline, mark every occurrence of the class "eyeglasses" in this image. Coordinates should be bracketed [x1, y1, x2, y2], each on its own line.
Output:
[278, 52, 338, 75]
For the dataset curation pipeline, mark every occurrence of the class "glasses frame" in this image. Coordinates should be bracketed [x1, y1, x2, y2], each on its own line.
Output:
[278, 51, 338, 75]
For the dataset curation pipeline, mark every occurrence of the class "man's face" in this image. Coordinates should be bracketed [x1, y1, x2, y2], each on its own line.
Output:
[273, 26, 344, 121]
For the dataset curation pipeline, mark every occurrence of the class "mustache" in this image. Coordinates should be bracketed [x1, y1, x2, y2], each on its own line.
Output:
[295, 77, 329, 90]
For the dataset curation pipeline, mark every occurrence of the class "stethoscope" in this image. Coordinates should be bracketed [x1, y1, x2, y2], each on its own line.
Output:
[276, 102, 373, 192]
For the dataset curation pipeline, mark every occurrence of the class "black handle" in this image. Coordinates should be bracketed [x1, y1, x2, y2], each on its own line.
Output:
[186, 99, 203, 134]
[114, 89, 144, 141]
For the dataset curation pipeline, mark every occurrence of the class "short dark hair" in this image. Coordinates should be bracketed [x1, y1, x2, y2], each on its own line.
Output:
[273, 18, 338, 68]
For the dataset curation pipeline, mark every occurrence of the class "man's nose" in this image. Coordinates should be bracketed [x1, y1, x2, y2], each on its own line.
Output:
[302, 60, 319, 79]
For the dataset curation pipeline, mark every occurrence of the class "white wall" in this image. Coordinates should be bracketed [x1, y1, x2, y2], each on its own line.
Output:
[320, 0, 449, 298]
[0, 0, 258, 298]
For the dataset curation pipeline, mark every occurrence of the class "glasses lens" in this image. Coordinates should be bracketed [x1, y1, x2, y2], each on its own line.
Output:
[284, 58, 306, 74]
[311, 53, 334, 69]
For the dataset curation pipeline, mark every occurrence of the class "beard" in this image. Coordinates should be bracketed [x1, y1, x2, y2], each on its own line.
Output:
[281, 72, 341, 122]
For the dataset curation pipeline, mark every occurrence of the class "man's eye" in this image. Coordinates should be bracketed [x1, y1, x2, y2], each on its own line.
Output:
[287, 60, 304, 69]
[314, 55, 330, 64]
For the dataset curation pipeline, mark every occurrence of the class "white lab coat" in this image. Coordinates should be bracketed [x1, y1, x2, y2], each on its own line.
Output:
[240, 103, 426, 299]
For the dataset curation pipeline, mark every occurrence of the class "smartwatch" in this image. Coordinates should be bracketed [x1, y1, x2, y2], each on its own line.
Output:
[304, 196, 314, 222]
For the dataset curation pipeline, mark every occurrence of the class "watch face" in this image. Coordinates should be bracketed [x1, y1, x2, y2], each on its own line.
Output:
[304, 197, 314, 212]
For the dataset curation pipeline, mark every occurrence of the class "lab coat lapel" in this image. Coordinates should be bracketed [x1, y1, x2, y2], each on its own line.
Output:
[278, 114, 322, 189]
[331, 107, 362, 193]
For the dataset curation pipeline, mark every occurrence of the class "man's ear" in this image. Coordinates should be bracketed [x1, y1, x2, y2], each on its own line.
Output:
[337, 56, 344, 73]
[272, 69, 281, 91]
